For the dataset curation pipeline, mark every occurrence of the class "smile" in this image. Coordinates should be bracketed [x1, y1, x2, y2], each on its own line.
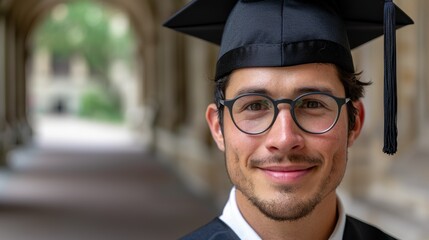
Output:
[258, 165, 316, 184]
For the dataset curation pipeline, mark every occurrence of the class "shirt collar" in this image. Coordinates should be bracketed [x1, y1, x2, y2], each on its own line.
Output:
[219, 187, 346, 240]
[219, 187, 261, 240]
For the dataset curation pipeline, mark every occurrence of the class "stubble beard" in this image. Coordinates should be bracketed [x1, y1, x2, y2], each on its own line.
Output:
[245, 181, 323, 222]
[228, 153, 344, 222]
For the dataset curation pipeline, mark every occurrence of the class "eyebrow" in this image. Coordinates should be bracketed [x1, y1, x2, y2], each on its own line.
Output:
[232, 86, 336, 98]
[294, 86, 335, 96]
[233, 87, 270, 97]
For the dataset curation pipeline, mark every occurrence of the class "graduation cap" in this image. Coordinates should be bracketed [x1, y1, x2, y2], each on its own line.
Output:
[164, 0, 413, 155]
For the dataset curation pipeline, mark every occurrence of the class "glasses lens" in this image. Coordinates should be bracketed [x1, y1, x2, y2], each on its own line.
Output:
[232, 95, 274, 134]
[294, 93, 339, 133]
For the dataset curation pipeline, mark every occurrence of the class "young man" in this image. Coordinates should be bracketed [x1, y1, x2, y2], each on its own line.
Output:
[165, 0, 413, 239]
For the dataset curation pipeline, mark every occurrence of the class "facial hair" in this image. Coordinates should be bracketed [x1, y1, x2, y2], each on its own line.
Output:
[230, 153, 343, 222]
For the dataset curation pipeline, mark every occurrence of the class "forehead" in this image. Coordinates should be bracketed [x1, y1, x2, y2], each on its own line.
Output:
[225, 63, 345, 98]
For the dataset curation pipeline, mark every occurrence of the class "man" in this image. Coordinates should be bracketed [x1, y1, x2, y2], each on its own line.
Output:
[164, 0, 413, 239]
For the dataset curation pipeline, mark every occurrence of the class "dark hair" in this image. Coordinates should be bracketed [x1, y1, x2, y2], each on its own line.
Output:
[213, 65, 371, 133]
[336, 67, 371, 131]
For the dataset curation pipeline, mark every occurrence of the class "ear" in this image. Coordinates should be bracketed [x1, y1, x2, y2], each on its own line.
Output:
[348, 100, 365, 146]
[206, 103, 225, 151]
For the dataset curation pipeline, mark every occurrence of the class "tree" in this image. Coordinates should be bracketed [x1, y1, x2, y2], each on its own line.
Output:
[34, 0, 135, 80]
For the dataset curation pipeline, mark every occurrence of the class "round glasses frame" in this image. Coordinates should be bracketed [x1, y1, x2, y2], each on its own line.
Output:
[219, 92, 351, 135]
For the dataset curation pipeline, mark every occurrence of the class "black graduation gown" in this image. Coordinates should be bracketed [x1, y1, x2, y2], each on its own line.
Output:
[180, 216, 397, 240]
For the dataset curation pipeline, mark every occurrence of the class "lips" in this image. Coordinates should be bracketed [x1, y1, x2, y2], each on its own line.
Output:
[258, 165, 316, 183]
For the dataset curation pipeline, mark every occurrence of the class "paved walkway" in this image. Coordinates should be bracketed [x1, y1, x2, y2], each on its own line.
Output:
[0, 116, 218, 240]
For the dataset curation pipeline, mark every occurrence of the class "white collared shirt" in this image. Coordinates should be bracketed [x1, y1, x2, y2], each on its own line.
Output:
[219, 187, 346, 240]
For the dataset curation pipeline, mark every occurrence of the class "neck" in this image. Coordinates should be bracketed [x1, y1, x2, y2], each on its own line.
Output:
[236, 190, 338, 240]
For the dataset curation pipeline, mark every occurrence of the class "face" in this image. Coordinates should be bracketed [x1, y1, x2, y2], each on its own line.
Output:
[206, 63, 363, 221]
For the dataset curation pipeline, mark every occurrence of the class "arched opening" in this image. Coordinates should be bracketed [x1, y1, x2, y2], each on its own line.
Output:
[26, 0, 143, 150]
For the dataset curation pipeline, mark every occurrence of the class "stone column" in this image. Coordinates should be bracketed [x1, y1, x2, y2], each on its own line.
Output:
[140, 39, 158, 150]
[416, 0, 429, 139]
[184, 37, 212, 142]
[151, 1, 184, 157]
[107, 0, 158, 151]
[0, 15, 7, 165]
[157, 29, 181, 131]
[15, 31, 32, 145]
[395, 0, 418, 151]
[4, 20, 17, 150]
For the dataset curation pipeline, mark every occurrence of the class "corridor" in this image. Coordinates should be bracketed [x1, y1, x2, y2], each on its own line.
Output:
[0, 116, 218, 240]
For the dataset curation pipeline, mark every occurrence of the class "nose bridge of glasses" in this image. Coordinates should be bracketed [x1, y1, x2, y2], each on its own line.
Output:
[269, 98, 303, 135]
[274, 98, 294, 111]
[272, 98, 297, 127]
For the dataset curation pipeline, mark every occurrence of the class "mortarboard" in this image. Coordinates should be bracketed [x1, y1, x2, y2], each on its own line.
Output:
[164, 0, 413, 155]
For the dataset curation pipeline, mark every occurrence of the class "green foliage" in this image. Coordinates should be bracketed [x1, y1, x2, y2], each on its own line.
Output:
[78, 87, 123, 123]
[34, 0, 136, 76]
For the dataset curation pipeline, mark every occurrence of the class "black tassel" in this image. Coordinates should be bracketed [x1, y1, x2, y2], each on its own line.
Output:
[383, 0, 397, 155]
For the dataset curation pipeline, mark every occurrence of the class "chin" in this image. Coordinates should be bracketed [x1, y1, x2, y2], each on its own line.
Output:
[248, 193, 322, 222]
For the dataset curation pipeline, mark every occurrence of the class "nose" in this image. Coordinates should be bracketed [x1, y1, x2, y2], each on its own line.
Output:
[264, 106, 305, 153]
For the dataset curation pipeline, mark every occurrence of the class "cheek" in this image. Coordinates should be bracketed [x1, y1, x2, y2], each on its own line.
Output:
[223, 119, 262, 177]
[324, 131, 348, 159]
[311, 116, 349, 163]
[319, 120, 349, 173]
[223, 136, 248, 185]
[223, 115, 260, 153]
[309, 134, 347, 193]
[328, 113, 350, 148]
[224, 130, 257, 165]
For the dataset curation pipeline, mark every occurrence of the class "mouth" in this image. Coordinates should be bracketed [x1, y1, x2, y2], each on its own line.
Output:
[258, 165, 317, 184]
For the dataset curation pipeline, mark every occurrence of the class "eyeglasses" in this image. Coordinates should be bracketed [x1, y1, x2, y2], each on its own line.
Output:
[219, 92, 350, 135]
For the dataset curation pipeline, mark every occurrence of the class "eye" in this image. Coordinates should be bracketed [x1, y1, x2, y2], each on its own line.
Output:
[300, 100, 325, 109]
[245, 100, 271, 111]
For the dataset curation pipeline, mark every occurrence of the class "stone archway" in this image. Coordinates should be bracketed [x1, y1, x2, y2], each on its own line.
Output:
[0, 0, 178, 166]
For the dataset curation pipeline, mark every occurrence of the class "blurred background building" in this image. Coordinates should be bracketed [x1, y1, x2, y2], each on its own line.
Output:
[0, 0, 428, 239]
